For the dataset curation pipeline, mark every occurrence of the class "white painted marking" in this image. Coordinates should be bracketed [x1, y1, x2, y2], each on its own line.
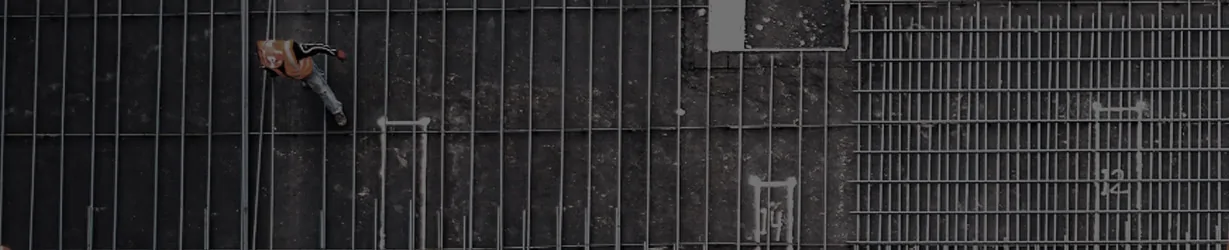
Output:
[1095, 169, 1130, 196]
[748, 175, 796, 250]
[1090, 101, 1148, 196]
[381, 116, 432, 128]
[378, 116, 433, 250]
[1090, 101, 1148, 113]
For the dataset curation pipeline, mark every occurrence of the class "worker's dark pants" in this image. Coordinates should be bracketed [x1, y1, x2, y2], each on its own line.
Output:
[302, 64, 345, 115]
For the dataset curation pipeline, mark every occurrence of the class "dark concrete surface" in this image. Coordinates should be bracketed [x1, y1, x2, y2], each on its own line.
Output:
[1, 0, 857, 249]
[11, 0, 1228, 249]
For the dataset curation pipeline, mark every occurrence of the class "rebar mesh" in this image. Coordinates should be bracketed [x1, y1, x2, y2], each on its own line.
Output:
[853, 1, 1229, 247]
[0, 0, 853, 249]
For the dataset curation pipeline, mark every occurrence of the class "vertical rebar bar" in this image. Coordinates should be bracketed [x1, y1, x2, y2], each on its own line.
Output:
[496, 0, 506, 248]
[412, 0, 423, 248]
[267, 0, 279, 244]
[0, 0, 6, 242]
[59, 0, 70, 248]
[1065, 4, 1074, 244]
[643, 1, 653, 246]
[584, 0, 593, 248]
[673, 1, 682, 249]
[238, 0, 251, 246]
[251, 0, 275, 246]
[795, 52, 804, 250]
[351, 0, 358, 243]
[735, 52, 743, 249]
[468, 0, 479, 248]
[153, 0, 165, 246]
[29, 0, 41, 246]
[556, 1, 566, 249]
[178, 0, 189, 248]
[1217, 3, 1224, 243]
[204, 0, 215, 247]
[350, 0, 360, 244]
[702, 28, 710, 250]
[437, 0, 447, 247]
[86, 0, 98, 248]
[319, 0, 331, 247]
[525, 0, 536, 247]
[822, 51, 831, 249]
[852, 2, 861, 242]
[615, 0, 623, 247]
[768, 54, 775, 250]
[112, 0, 124, 247]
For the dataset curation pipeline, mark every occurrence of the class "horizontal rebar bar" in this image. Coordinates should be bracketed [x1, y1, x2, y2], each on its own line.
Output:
[855, 57, 1229, 62]
[858, 148, 1229, 153]
[0, 5, 703, 18]
[854, 210, 1229, 214]
[856, 87, 1229, 92]
[0, 123, 856, 137]
[855, 118, 1229, 124]
[850, 240, 1229, 245]
[851, 178, 1229, 184]
[851, 27, 1229, 33]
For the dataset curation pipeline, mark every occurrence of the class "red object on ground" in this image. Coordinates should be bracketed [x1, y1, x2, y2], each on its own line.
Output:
[337, 50, 347, 61]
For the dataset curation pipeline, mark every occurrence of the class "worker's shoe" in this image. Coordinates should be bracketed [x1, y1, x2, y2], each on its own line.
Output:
[333, 113, 348, 127]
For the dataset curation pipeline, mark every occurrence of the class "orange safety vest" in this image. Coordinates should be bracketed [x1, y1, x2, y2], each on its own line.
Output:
[256, 39, 314, 80]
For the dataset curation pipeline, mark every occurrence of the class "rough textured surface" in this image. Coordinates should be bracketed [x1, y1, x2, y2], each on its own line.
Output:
[11, 0, 1227, 249]
[0, 0, 857, 249]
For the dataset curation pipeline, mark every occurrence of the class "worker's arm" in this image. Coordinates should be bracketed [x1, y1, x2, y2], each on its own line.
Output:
[294, 42, 347, 61]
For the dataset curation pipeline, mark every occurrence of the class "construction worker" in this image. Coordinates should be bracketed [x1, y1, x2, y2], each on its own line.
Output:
[256, 39, 350, 126]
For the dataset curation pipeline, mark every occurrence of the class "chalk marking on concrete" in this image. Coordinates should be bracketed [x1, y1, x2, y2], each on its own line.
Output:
[377, 116, 433, 250]
[748, 175, 797, 250]
[1090, 100, 1149, 245]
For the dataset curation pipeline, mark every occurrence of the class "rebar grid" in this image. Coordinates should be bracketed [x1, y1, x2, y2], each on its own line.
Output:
[0, 0, 855, 249]
[854, 1, 1229, 247]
